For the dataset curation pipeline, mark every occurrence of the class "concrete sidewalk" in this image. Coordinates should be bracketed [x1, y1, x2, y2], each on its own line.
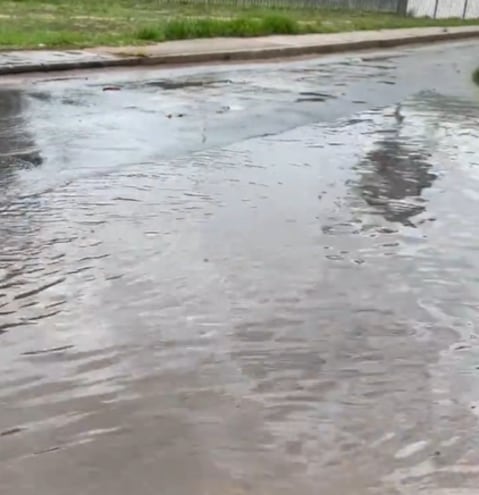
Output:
[1, 25, 479, 75]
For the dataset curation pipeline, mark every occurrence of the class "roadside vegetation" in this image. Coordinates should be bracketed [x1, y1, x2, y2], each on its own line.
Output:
[473, 68, 479, 86]
[1, 0, 479, 49]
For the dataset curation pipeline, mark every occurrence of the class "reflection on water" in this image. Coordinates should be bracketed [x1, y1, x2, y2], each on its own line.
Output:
[412, 90, 479, 123]
[0, 89, 42, 174]
[357, 127, 437, 227]
[355, 93, 479, 228]
[0, 90, 43, 304]
[2, 49, 479, 495]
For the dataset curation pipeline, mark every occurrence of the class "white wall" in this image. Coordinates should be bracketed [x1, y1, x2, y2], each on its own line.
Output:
[407, 0, 437, 17]
[465, 0, 479, 17]
[407, 0, 479, 18]
[436, 0, 465, 17]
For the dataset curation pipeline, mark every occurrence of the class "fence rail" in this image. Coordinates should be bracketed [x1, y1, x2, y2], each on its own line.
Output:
[166, 0, 403, 11]
[407, 0, 479, 18]
[165, 0, 479, 17]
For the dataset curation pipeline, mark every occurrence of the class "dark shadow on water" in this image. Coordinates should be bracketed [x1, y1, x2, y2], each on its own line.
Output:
[354, 93, 479, 228]
[125, 78, 233, 91]
[0, 89, 43, 283]
[355, 125, 436, 227]
[411, 91, 479, 123]
[0, 89, 42, 189]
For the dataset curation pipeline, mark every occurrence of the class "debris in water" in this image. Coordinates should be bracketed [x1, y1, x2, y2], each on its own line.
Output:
[216, 106, 230, 114]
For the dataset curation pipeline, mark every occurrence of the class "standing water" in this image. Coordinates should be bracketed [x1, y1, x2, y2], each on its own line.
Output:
[1, 41, 479, 495]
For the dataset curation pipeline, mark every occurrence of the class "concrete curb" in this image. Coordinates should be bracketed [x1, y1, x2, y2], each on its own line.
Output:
[1, 28, 479, 75]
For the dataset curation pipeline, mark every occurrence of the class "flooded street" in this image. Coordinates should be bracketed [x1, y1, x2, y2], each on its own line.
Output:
[2, 41, 479, 494]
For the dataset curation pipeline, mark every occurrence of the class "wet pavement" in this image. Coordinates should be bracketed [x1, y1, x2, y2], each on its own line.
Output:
[1, 41, 479, 495]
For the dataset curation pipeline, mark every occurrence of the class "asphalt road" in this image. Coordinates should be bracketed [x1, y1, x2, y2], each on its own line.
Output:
[1, 41, 479, 495]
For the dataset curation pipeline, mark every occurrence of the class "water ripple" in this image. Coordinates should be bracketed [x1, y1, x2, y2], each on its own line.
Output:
[2, 44, 479, 494]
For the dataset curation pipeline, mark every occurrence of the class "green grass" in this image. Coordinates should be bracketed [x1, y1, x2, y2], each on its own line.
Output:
[474, 68, 479, 86]
[0, 0, 478, 49]
[137, 14, 301, 41]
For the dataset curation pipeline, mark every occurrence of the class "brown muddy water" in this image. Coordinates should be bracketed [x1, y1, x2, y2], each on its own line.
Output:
[1, 42, 479, 495]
